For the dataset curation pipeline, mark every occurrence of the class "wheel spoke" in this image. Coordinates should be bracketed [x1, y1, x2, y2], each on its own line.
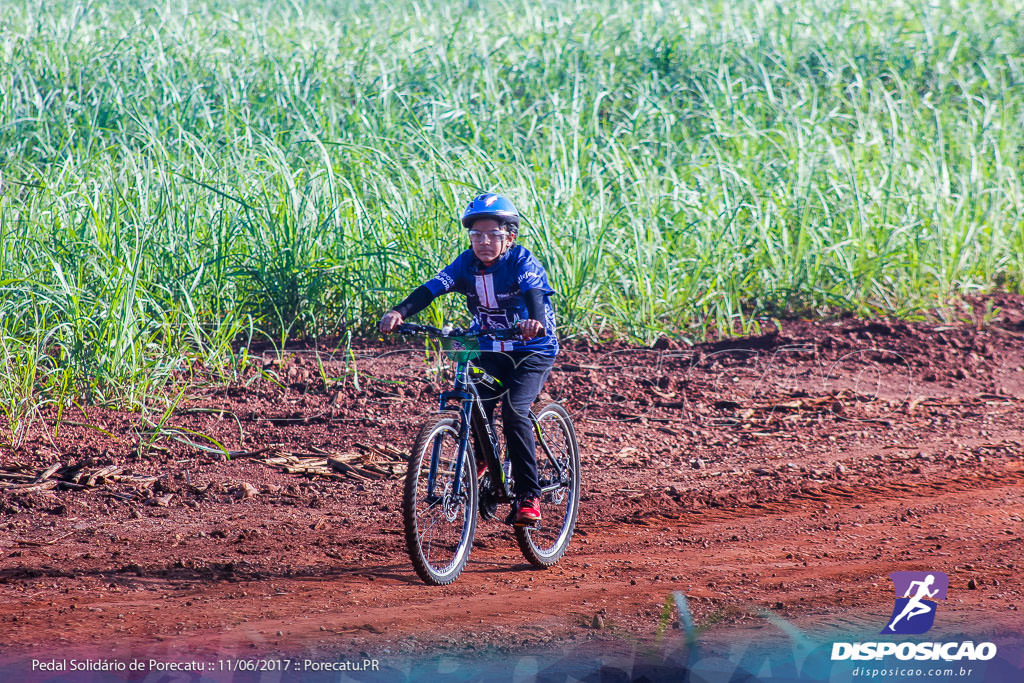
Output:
[515, 405, 580, 568]
[403, 416, 478, 585]
[425, 516, 436, 565]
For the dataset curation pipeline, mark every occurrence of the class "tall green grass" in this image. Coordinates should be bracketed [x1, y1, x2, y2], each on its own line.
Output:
[0, 0, 1022, 421]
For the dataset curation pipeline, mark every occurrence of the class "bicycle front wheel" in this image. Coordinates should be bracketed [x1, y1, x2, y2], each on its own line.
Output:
[515, 403, 581, 568]
[403, 412, 478, 585]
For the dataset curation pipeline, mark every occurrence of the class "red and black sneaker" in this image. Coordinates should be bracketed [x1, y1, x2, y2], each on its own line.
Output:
[515, 497, 542, 526]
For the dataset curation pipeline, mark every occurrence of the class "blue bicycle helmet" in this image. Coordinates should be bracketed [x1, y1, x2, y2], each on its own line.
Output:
[461, 193, 520, 231]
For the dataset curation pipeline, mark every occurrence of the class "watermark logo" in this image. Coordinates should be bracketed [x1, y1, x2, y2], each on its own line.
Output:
[882, 571, 948, 635]
[831, 570, 996, 664]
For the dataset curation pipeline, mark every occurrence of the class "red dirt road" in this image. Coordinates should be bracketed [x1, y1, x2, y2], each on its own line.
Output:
[2, 297, 1024, 666]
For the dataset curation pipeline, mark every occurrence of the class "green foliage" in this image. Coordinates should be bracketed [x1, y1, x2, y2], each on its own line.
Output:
[0, 0, 1022, 420]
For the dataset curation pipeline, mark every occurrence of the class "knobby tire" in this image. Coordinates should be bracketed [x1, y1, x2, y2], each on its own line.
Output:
[514, 403, 581, 568]
[403, 412, 478, 585]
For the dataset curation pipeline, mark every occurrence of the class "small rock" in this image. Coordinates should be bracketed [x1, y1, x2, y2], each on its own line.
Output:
[968, 579, 978, 590]
[834, 463, 846, 475]
[238, 482, 258, 499]
[276, 630, 283, 637]
[591, 614, 605, 629]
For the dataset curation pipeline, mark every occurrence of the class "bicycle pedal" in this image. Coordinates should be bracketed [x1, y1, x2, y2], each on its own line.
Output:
[513, 519, 540, 529]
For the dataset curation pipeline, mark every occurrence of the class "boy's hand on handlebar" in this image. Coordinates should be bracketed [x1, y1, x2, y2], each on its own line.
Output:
[379, 310, 404, 333]
[518, 318, 544, 340]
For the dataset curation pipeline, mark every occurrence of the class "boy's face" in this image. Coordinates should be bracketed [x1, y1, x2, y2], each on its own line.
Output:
[468, 218, 515, 266]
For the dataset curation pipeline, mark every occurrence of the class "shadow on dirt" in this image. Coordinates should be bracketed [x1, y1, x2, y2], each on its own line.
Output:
[0, 560, 422, 587]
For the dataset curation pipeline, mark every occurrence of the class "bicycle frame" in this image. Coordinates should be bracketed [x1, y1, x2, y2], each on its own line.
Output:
[426, 356, 570, 507]
[425, 357, 500, 505]
[395, 321, 568, 514]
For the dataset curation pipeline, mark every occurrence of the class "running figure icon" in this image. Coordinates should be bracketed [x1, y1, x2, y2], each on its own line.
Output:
[887, 575, 938, 631]
[882, 571, 949, 635]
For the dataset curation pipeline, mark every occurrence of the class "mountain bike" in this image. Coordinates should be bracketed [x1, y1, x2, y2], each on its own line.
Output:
[396, 322, 581, 586]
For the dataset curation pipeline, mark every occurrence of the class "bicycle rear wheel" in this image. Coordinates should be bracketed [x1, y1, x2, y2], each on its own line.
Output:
[514, 403, 580, 568]
[403, 413, 478, 585]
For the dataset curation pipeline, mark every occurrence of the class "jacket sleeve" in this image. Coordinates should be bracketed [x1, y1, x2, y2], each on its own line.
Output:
[523, 287, 546, 322]
[423, 252, 466, 297]
[516, 254, 555, 296]
[392, 285, 436, 319]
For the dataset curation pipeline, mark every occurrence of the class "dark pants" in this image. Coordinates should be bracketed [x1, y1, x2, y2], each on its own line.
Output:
[472, 351, 555, 500]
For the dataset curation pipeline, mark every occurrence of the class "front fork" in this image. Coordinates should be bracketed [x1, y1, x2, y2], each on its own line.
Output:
[424, 397, 475, 504]
[426, 362, 490, 502]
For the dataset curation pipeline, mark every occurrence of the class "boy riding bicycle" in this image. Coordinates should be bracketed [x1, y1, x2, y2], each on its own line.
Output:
[379, 193, 558, 526]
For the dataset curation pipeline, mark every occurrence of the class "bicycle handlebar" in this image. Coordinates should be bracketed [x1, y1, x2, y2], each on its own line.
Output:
[395, 322, 544, 340]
